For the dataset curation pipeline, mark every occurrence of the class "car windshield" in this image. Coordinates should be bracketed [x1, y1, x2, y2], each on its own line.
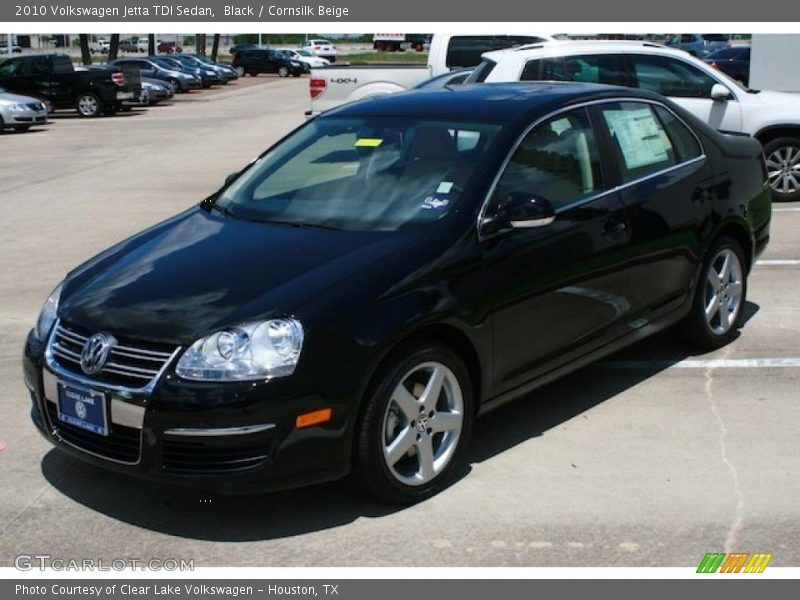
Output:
[216, 116, 502, 231]
[297, 49, 313, 56]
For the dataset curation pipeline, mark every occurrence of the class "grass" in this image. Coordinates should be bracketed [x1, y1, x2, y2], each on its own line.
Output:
[342, 51, 428, 65]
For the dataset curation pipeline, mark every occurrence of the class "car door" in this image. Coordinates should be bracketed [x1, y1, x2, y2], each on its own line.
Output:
[481, 106, 632, 394]
[627, 53, 742, 132]
[593, 100, 711, 322]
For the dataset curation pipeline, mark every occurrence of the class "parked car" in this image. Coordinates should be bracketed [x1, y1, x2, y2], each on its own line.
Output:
[0, 86, 48, 131]
[232, 49, 307, 77]
[0, 44, 23, 54]
[24, 83, 770, 503]
[666, 34, 730, 58]
[168, 54, 226, 85]
[119, 39, 138, 53]
[89, 40, 110, 54]
[302, 39, 338, 62]
[275, 48, 330, 68]
[123, 77, 173, 107]
[0, 54, 134, 117]
[229, 43, 258, 56]
[308, 33, 554, 116]
[470, 40, 800, 201]
[157, 41, 182, 54]
[108, 57, 200, 92]
[185, 53, 239, 81]
[413, 68, 474, 89]
[704, 46, 750, 86]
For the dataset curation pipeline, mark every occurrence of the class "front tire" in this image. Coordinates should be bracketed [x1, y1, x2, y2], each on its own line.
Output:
[278, 66, 289, 78]
[353, 341, 474, 504]
[680, 236, 747, 348]
[763, 137, 800, 202]
[76, 92, 102, 117]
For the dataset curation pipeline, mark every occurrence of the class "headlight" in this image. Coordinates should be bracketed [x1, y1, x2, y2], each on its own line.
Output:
[175, 318, 304, 381]
[7, 103, 31, 112]
[36, 282, 63, 340]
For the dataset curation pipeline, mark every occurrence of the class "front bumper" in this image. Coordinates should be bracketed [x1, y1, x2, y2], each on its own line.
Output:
[3, 110, 48, 125]
[24, 330, 353, 493]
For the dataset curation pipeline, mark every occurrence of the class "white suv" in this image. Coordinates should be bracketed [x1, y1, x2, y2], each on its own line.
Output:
[471, 41, 800, 201]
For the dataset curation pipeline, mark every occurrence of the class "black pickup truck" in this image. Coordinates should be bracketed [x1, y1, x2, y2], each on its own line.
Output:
[0, 53, 137, 117]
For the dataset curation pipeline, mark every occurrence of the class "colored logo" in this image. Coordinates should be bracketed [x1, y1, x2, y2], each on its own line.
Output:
[697, 552, 773, 573]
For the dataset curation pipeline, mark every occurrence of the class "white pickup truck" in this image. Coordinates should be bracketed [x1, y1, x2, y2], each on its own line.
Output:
[306, 34, 553, 117]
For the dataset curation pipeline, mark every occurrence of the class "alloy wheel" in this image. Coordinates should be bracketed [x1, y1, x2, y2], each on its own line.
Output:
[703, 248, 744, 335]
[766, 145, 800, 194]
[381, 362, 464, 486]
[77, 95, 99, 117]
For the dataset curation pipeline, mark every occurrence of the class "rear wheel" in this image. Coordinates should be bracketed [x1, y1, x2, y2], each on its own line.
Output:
[235, 66, 245, 76]
[353, 341, 474, 504]
[76, 93, 102, 117]
[247, 70, 258, 77]
[680, 236, 747, 348]
[763, 137, 800, 202]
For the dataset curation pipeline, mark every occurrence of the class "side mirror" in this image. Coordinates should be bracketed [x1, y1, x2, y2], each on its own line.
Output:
[711, 83, 732, 102]
[481, 193, 556, 236]
[224, 171, 240, 187]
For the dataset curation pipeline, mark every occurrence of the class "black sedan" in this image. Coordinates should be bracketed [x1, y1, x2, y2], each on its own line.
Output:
[231, 48, 307, 77]
[704, 46, 750, 86]
[24, 83, 771, 503]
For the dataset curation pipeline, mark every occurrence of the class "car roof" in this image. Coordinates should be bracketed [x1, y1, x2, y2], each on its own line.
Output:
[326, 81, 666, 124]
[481, 40, 687, 63]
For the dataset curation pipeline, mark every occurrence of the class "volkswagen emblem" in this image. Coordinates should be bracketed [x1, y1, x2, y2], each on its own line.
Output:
[74, 400, 87, 420]
[79, 332, 116, 375]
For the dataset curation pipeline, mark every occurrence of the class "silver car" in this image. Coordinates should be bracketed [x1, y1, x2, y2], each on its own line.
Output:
[0, 87, 48, 132]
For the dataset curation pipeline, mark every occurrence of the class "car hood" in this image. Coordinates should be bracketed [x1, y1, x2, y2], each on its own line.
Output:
[0, 92, 41, 105]
[744, 89, 800, 107]
[59, 207, 428, 345]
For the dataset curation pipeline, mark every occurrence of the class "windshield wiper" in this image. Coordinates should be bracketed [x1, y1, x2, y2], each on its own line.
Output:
[207, 202, 239, 220]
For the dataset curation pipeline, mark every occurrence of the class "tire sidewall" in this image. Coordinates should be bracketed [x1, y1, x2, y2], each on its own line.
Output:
[763, 136, 800, 202]
[686, 236, 748, 347]
[76, 93, 101, 117]
[354, 341, 474, 504]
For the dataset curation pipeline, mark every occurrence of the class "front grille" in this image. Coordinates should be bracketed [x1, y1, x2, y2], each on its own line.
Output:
[50, 322, 177, 390]
[45, 400, 141, 463]
[162, 434, 272, 474]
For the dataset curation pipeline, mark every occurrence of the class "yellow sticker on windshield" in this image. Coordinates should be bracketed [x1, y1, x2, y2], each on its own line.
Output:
[354, 138, 383, 147]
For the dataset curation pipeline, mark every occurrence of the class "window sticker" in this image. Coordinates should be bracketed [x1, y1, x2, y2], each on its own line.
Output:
[603, 107, 672, 170]
[354, 138, 383, 148]
[421, 196, 451, 211]
[436, 181, 454, 194]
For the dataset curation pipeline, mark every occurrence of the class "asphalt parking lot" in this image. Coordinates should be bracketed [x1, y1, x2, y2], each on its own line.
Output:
[1, 77, 799, 568]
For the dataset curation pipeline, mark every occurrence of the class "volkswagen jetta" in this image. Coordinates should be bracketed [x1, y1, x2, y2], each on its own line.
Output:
[23, 83, 771, 503]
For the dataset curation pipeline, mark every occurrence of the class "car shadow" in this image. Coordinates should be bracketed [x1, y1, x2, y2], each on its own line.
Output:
[49, 110, 145, 120]
[41, 302, 759, 541]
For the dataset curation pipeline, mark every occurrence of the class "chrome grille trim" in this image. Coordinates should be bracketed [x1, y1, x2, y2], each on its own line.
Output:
[45, 320, 181, 394]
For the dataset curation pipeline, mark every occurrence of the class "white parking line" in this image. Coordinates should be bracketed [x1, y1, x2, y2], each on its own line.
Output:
[601, 358, 800, 369]
[756, 259, 800, 266]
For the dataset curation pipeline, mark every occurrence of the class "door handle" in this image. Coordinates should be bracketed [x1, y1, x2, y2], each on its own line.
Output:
[602, 218, 628, 237]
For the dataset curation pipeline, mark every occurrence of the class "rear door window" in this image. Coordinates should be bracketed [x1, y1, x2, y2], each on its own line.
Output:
[598, 102, 680, 182]
[520, 54, 631, 86]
